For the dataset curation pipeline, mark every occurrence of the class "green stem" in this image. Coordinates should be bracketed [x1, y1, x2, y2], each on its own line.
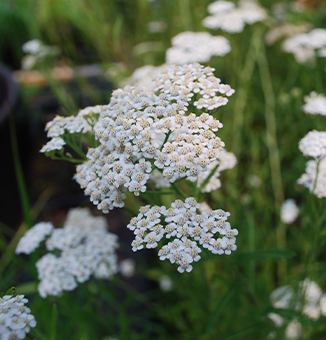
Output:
[255, 34, 285, 280]
[26, 332, 41, 340]
[231, 27, 262, 162]
[50, 154, 85, 163]
[65, 134, 87, 159]
[171, 182, 187, 199]
[196, 162, 220, 201]
[179, 0, 192, 31]
[143, 191, 175, 195]
[9, 111, 33, 229]
[160, 131, 171, 151]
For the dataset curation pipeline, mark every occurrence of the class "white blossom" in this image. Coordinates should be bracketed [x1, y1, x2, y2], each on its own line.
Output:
[280, 199, 299, 224]
[0, 294, 36, 339]
[166, 32, 231, 65]
[269, 279, 326, 338]
[202, 0, 267, 34]
[302, 92, 326, 116]
[283, 28, 326, 64]
[16, 222, 53, 254]
[127, 198, 237, 273]
[16, 208, 119, 298]
[73, 63, 235, 212]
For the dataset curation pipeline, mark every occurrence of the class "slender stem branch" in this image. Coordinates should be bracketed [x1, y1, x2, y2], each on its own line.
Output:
[26, 332, 41, 340]
[255, 34, 285, 281]
[9, 110, 33, 229]
[65, 134, 87, 159]
[171, 183, 187, 199]
[160, 131, 171, 151]
[50, 154, 85, 163]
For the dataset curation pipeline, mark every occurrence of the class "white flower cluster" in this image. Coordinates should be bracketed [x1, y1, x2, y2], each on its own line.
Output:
[265, 23, 312, 46]
[0, 295, 36, 340]
[74, 63, 235, 213]
[15, 222, 53, 254]
[21, 39, 60, 71]
[283, 28, 326, 64]
[298, 158, 326, 198]
[298, 130, 326, 198]
[299, 130, 326, 159]
[40, 105, 102, 153]
[280, 199, 299, 224]
[268, 279, 326, 339]
[165, 31, 231, 65]
[302, 92, 326, 116]
[202, 0, 267, 34]
[16, 208, 119, 298]
[127, 198, 238, 273]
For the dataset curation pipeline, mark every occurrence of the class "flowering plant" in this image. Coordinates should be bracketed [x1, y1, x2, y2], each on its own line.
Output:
[39, 62, 238, 273]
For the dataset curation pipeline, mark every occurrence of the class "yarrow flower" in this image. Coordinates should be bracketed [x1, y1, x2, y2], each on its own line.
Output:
[302, 92, 326, 116]
[280, 199, 299, 224]
[73, 63, 235, 213]
[40, 105, 102, 154]
[265, 22, 312, 46]
[298, 92, 326, 198]
[298, 130, 326, 159]
[0, 294, 37, 339]
[202, 0, 267, 34]
[268, 279, 326, 339]
[165, 31, 231, 65]
[16, 208, 119, 298]
[127, 198, 238, 273]
[21, 39, 60, 71]
[283, 28, 326, 64]
[298, 158, 326, 198]
[298, 130, 326, 198]
[15, 222, 53, 254]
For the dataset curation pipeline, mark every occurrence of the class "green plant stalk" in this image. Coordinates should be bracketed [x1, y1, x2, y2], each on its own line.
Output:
[247, 214, 256, 291]
[179, 0, 192, 31]
[65, 134, 88, 159]
[50, 303, 58, 340]
[171, 182, 187, 199]
[50, 154, 85, 163]
[231, 28, 262, 162]
[26, 332, 41, 340]
[196, 162, 219, 201]
[9, 111, 33, 229]
[256, 38, 285, 280]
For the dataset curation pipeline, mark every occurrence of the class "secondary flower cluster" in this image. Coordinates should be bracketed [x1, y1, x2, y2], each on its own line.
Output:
[21, 39, 60, 71]
[16, 208, 119, 298]
[165, 31, 231, 65]
[40, 105, 102, 153]
[127, 198, 238, 273]
[283, 28, 326, 64]
[297, 91, 326, 198]
[202, 0, 267, 34]
[73, 63, 235, 213]
[0, 294, 37, 340]
[298, 129, 326, 198]
[268, 279, 326, 339]
[302, 92, 326, 116]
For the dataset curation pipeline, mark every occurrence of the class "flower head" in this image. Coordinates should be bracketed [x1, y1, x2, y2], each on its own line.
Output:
[127, 198, 237, 272]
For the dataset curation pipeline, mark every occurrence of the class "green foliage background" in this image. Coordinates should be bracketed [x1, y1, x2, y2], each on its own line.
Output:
[1, 0, 326, 339]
